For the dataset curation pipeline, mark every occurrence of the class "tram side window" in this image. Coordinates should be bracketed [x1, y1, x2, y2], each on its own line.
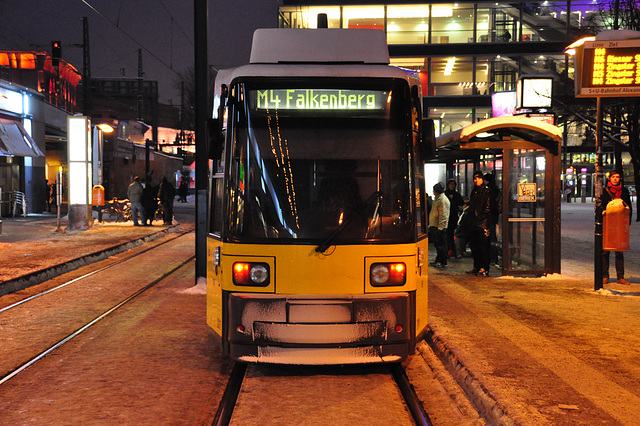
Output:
[411, 86, 428, 238]
[209, 175, 224, 236]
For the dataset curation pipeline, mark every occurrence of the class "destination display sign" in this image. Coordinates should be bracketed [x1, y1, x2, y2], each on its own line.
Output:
[250, 89, 387, 110]
[577, 38, 640, 97]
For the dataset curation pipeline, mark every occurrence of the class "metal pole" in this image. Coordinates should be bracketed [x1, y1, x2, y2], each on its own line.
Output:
[82, 17, 92, 118]
[55, 170, 66, 234]
[594, 97, 603, 290]
[194, 0, 209, 283]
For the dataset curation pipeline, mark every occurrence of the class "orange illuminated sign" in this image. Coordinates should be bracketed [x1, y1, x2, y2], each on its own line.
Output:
[576, 38, 640, 97]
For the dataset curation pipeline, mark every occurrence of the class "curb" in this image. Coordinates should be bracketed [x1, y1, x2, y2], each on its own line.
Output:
[0, 225, 181, 297]
[424, 327, 518, 426]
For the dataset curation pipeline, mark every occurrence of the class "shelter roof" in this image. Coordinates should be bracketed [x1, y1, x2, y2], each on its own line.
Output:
[435, 115, 562, 157]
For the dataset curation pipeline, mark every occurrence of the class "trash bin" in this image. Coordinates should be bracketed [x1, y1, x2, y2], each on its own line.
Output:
[603, 198, 630, 251]
[92, 185, 105, 206]
[92, 185, 105, 222]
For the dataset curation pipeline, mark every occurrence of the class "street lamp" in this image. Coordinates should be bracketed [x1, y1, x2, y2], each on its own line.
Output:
[93, 123, 114, 186]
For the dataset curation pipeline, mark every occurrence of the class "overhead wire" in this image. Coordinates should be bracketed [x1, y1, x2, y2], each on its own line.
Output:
[157, 0, 194, 45]
[79, 0, 187, 77]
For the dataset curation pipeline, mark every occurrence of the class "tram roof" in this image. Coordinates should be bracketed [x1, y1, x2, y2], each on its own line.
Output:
[250, 29, 390, 65]
[216, 63, 412, 81]
[435, 115, 562, 155]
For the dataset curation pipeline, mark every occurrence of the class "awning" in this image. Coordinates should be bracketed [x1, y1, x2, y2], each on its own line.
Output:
[0, 118, 44, 157]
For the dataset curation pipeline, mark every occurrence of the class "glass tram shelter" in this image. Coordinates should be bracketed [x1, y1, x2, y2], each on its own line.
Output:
[436, 115, 563, 276]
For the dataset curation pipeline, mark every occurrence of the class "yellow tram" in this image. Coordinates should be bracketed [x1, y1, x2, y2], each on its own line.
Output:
[206, 28, 433, 364]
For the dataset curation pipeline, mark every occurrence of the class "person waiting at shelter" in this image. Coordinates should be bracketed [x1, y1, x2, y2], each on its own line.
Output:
[602, 169, 632, 285]
[127, 176, 146, 226]
[454, 199, 471, 258]
[467, 171, 492, 277]
[484, 173, 502, 267]
[445, 179, 464, 259]
[429, 182, 450, 268]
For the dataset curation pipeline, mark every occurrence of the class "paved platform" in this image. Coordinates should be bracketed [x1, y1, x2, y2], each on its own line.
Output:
[1, 202, 639, 424]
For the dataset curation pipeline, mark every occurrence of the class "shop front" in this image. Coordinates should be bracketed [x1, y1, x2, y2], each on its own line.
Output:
[0, 83, 45, 217]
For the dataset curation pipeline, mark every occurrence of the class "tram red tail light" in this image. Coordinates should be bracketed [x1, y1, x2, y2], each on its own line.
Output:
[370, 262, 406, 286]
[233, 262, 270, 286]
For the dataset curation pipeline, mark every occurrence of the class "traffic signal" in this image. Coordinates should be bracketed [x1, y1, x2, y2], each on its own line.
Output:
[52, 41, 61, 67]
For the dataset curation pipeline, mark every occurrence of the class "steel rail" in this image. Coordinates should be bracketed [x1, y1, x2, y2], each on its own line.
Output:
[212, 362, 248, 426]
[0, 255, 195, 386]
[390, 363, 433, 426]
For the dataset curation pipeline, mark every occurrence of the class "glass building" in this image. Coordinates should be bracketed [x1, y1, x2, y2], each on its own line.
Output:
[278, 1, 599, 136]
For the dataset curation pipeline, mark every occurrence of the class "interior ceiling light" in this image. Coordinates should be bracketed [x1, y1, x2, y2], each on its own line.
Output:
[444, 57, 455, 76]
[432, 6, 453, 17]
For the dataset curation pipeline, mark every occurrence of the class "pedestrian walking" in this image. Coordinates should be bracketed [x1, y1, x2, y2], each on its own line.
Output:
[158, 176, 176, 225]
[127, 176, 146, 226]
[142, 176, 157, 226]
[45, 179, 51, 212]
[178, 179, 189, 203]
[429, 182, 450, 267]
[467, 171, 492, 276]
[445, 179, 464, 258]
[602, 169, 632, 285]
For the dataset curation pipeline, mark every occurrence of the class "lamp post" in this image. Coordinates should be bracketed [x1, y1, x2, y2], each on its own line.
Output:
[92, 123, 113, 223]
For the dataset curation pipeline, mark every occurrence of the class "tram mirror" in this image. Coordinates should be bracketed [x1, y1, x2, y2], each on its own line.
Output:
[208, 117, 223, 161]
[420, 118, 436, 160]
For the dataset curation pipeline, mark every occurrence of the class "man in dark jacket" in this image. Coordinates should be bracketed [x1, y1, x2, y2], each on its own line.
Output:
[467, 171, 492, 276]
[142, 176, 157, 226]
[601, 169, 632, 285]
[158, 176, 176, 225]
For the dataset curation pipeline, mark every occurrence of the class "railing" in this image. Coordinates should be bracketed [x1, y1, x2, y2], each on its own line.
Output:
[0, 189, 28, 218]
[12, 191, 27, 217]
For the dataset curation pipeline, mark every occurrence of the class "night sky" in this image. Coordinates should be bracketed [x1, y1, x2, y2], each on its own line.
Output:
[0, 0, 278, 104]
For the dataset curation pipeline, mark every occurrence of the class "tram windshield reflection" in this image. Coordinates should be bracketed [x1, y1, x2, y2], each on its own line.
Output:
[226, 79, 415, 244]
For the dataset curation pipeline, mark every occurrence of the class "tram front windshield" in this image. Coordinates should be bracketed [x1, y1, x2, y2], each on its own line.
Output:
[227, 79, 414, 244]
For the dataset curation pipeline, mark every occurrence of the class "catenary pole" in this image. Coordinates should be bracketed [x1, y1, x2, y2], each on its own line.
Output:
[194, 0, 209, 283]
[594, 96, 603, 291]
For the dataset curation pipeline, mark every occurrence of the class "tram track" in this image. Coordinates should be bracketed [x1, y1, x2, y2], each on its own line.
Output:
[0, 228, 193, 314]
[212, 362, 432, 425]
[0, 231, 195, 386]
[0, 225, 190, 298]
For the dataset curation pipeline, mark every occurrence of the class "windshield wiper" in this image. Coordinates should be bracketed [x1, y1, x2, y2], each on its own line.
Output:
[315, 191, 383, 253]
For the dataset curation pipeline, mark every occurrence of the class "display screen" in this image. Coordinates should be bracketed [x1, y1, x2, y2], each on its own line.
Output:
[578, 39, 640, 97]
[250, 89, 387, 111]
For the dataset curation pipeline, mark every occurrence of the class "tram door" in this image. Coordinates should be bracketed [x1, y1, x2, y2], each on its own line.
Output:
[503, 149, 548, 274]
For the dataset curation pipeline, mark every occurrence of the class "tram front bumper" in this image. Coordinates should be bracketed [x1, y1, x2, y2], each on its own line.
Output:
[225, 292, 412, 364]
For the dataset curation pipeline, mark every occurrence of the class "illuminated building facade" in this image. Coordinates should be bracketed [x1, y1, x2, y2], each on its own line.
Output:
[0, 51, 80, 113]
[278, 1, 599, 134]
[277, 1, 625, 200]
[0, 51, 81, 214]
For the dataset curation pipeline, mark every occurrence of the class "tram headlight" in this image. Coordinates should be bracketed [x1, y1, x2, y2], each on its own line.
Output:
[233, 262, 270, 286]
[370, 262, 406, 286]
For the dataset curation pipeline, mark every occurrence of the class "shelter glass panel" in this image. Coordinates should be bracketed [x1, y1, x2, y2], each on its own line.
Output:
[507, 149, 547, 272]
